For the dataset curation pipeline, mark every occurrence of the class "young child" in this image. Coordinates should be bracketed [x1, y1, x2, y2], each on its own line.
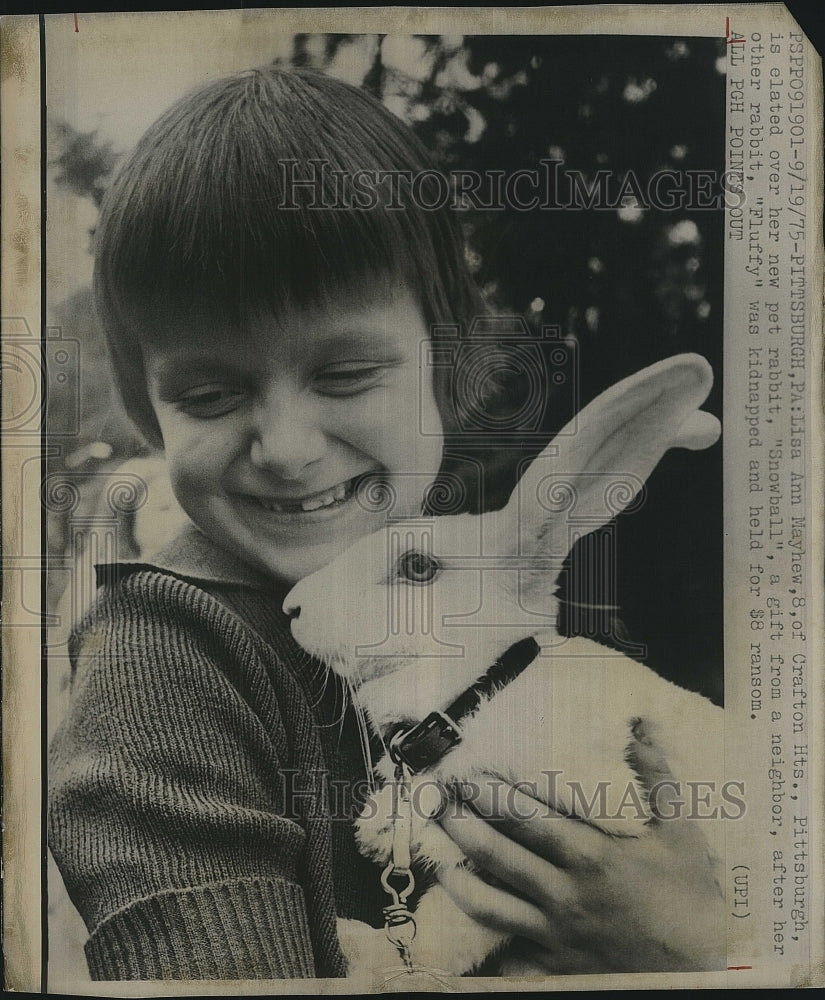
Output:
[48, 66, 724, 981]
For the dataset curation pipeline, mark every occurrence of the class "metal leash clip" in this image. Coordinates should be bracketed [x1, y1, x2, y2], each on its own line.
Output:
[380, 758, 417, 972]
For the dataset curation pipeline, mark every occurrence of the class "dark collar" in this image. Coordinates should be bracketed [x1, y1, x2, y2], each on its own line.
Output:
[387, 636, 541, 773]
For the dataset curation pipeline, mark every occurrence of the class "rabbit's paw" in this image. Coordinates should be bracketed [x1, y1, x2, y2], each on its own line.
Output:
[337, 917, 397, 976]
[545, 719, 654, 838]
[355, 778, 445, 864]
[407, 884, 511, 977]
[353, 785, 396, 864]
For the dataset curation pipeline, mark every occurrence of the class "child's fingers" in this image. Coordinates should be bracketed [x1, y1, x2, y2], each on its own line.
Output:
[436, 859, 551, 941]
[439, 798, 574, 909]
[451, 778, 608, 870]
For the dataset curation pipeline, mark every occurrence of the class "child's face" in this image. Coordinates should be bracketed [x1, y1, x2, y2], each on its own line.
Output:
[144, 284, 444, 585]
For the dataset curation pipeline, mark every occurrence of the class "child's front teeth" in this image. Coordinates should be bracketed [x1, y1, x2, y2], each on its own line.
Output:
[301, 492, 334, 512]
[299, 479, 355, 511]
[259, 478, 355, 513]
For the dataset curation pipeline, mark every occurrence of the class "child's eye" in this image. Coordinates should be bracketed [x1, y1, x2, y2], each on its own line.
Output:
[177, 385, 245, 417]
[314, 364, 385, 396]
[396, 550, 441, 585]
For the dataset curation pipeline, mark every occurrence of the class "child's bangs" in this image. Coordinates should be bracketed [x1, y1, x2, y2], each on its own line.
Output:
[96, 67, 460, 330]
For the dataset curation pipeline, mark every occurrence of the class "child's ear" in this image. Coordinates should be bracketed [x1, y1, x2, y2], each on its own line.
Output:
[501, 353, 721, 562]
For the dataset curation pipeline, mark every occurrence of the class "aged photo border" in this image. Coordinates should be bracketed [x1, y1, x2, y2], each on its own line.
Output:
[2, 5, 823, 994]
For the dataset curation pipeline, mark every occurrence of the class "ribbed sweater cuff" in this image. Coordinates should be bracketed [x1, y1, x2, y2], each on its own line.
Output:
[84, 877, 316, 980]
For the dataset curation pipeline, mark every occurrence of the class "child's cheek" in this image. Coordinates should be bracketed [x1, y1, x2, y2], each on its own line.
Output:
[379, 370, 443, 463]
[161, 418, 226, 497]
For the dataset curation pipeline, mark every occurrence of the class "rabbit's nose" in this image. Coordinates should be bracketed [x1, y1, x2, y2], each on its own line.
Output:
[282, 598, 300, 620]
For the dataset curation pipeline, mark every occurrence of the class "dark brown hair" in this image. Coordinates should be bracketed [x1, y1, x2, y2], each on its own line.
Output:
[94, 66, 487, 447]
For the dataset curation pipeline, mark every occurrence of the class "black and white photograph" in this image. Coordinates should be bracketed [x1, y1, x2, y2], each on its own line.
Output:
[1, 6, 822, 993]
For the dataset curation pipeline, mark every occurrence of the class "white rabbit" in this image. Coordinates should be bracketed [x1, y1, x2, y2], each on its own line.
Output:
[284, 353, 726, 978]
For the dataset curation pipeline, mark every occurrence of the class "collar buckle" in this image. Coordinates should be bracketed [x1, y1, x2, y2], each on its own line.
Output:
[388, 712, 463, 774]
[384, 638, 541, 774]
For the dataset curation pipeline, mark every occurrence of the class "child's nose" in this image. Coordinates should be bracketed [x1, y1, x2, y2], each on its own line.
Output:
[250, 390, 326, 478]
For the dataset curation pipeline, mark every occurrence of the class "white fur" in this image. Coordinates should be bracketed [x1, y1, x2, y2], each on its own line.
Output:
[284, 354, 725, 977]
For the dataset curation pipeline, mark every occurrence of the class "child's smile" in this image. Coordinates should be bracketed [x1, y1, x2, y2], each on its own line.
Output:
[251, 473, 361, 513]
[144, 284, 444, 585]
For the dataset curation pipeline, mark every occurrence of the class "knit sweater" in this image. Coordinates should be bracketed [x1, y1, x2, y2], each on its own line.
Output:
[48, 525, 390, 980]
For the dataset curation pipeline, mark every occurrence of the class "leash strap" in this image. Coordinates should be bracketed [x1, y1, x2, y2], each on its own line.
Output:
[381, 759, 417, 972]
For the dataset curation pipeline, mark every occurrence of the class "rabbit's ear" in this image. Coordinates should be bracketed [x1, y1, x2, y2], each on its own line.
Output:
[502, 353, 720, 563]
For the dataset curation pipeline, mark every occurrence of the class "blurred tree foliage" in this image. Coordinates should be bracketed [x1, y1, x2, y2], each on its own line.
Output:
[51, 120, 119, 209]
[49, 34, 726, 700]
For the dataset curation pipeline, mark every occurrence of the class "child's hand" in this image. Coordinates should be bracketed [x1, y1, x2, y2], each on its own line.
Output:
[436, 738, 726, 974]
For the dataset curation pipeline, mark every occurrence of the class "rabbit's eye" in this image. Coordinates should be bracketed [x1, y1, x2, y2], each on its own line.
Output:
[397, 550, 441, 584]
